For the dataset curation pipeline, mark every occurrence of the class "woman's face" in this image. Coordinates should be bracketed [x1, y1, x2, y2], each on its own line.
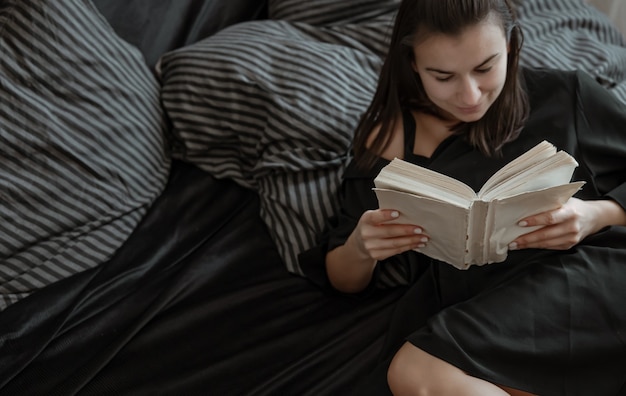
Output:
[411, 18, 509, 123]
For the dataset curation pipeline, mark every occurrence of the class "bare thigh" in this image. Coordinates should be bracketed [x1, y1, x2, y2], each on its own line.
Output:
[387, 342, 536, 396]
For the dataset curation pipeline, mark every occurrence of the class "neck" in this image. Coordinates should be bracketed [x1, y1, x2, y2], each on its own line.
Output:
[411, 111, 456, 157]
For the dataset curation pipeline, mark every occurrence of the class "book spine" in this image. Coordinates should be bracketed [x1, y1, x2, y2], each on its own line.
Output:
[484, 202, 498, 263]
[465, 200, 489, 266]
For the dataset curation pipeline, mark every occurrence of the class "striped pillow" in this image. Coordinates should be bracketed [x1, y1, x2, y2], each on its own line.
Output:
[0, 0, 170, 309]
[518, 0, 626, 104]
[268, 0, 400, 26]
[159, 19, 391, 276]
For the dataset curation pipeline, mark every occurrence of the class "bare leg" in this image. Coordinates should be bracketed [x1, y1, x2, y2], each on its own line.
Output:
[499, 386, 536, 396]
[387, 342, 535, 396]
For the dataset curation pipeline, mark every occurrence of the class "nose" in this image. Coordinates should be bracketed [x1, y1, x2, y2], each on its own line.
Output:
[458, 77, 481, 106]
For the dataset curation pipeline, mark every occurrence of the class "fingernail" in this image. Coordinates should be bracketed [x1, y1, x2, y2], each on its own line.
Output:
[420, 237, 429, 243]
[391, 211, 399, 218]
[417, 243, 426, 248]
[509, 242, 518, 250]
[518, 220, 528, 227]
[414, 227, 423, 234]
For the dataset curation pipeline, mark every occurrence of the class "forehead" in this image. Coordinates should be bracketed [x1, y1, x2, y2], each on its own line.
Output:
[412, 19, 507, 68]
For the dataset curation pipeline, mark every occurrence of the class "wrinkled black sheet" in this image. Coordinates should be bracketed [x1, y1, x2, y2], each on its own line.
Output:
[0, 2, 408, 394]
[0, 160, 404, 395]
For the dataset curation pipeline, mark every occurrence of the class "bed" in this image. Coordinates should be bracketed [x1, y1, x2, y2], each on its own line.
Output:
[1, 0, 625, 394]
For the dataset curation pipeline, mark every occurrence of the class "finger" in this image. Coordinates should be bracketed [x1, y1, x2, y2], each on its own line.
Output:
[510, 237, 574, 251]
[364, 233, 429, 253]
[368, 237, 429, 261]
[518, 206, 570, 228]
[363, 209, 425, 232]
[367, 208, 428, 226]
[361, 223, 428, 243]
[381, 223, 427, 238]
[510, 224, 579, 250]
[362, 209, 401, 225]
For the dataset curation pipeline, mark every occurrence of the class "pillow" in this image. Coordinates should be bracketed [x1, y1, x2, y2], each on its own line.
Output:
[268, 0, 399, 59]
[268, 0, 399, 26]
[517, 0, 626, 104]
[159, 19, 390, 276]
[0, 0, 170, 309]
[586, 0, 626, 37]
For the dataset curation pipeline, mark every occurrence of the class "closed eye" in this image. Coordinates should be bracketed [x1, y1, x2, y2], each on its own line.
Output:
[432, 65, 493, 82]
[426, 53, 500, 81]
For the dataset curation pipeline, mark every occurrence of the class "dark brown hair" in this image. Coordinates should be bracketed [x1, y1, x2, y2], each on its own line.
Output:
[353, 0, 529, 169]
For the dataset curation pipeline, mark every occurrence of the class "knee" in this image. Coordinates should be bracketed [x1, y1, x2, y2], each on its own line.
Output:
[387, 342, 429, 395]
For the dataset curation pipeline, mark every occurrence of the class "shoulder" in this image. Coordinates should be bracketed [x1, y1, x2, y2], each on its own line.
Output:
[522, 67, 610, 98]
[520, 67, 606, 113]
[522, 67, 578, 94]
[365, 110, 405, 161]
[523, 66, 623, 115]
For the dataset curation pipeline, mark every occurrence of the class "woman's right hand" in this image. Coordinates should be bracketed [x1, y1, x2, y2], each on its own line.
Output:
[349, 209, 429, 262]
[326, 209, 429, 293]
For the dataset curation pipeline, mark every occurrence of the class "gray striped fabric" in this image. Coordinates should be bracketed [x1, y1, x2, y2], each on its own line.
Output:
[0, 0, 170, 309]
[160, 0, 626, 286]
[518, 0, 626, 104]
[159, 19, 390, 276]
[269, 0, 400, 27]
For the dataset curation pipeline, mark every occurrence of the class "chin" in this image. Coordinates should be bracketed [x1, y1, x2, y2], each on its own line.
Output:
[435, 104, 489, 123]
[438, 104, 488, 123]
[449, 110, 487, 123]
[458, 112, 486, 122]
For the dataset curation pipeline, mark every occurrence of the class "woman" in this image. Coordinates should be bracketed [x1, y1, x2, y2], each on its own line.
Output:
[299, 0, 626, 395]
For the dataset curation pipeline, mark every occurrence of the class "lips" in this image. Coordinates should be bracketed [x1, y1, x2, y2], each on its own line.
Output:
[457, 104, 482, 114]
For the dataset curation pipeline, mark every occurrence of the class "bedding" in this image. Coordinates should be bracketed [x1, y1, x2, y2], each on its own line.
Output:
[159, 0, 626, 284]
[92, 0, 268, 68]
[518, 0, 626, 104]
[158, 12, 394, 277]
[0, 0, 170, 309]
[1, 0, 625, 394]
[588, 0, 626, 36]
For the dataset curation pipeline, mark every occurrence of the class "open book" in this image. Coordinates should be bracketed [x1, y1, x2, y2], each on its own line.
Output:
[373, 140, 585, 269]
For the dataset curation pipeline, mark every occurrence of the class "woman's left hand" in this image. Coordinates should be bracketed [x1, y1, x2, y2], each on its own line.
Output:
[509, 198, 626, 251]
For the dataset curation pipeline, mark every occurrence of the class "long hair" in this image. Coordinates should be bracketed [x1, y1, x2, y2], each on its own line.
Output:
[353, 0, 529, 170]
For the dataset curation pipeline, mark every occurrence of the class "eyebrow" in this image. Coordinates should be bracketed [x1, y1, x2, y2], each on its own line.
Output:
[425, 53, 501, 74]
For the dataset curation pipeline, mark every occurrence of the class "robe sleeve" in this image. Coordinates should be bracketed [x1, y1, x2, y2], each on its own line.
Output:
[574, 70, 626, 211]
[297, 158, 381, 290]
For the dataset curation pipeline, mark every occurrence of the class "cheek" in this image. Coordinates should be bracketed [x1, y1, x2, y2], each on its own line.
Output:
[489, 64, 508, 93]
[421, 78, 453, 103]
[483, 79, 504, 96]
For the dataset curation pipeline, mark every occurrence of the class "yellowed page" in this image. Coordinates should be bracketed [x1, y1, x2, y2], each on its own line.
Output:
[375, 158, 476, 206]
[486, 181, 585, 263]
[373, 188, 470, 269]
[481, 150, 579, 200]
[478, 140, 557, 195]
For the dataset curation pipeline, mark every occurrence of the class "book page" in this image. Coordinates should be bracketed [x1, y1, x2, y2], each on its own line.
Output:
[478, 140, 558, 196]
[480, 151, 579, 201]
[373, 188, 469, 268]
[485, 181, 585, 263]
[375, 158, 476, 206]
